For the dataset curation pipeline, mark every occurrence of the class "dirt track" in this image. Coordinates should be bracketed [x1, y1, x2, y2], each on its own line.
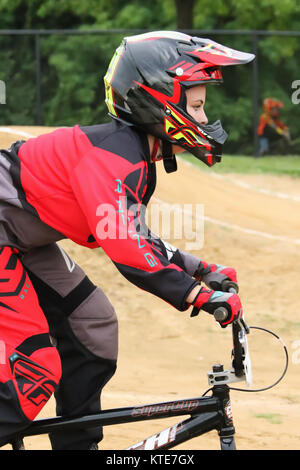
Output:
[1, 126, 300, 450]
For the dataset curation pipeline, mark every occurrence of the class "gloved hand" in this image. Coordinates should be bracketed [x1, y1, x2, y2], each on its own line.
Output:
[194, 261, 238, 292]
[191, 287, 243, 327]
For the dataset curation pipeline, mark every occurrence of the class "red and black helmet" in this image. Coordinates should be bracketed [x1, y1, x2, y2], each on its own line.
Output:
[104, 31, 255, 169]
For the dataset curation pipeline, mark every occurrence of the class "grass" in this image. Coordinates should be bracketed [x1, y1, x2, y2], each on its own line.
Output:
[254, 413, 282, 424]
[181, 153, 300, 178]
[281, 395, 300, 405]
[278, 320, 300, 334]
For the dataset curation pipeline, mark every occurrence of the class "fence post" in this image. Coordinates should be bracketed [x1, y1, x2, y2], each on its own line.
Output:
[252, 33, 259, 157]
[0, 80, 5, 105]
[35, 33, 42, 125]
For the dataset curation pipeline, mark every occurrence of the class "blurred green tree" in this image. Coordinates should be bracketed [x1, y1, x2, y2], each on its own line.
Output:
[0, 0, 300, 153]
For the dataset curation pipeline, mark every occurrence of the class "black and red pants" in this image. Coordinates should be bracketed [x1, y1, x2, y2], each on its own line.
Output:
[0, 244, 118, 449]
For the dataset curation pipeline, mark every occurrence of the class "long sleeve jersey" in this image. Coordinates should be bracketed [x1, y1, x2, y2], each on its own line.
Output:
[0, 120, 200, 311]
[257, 113, 287, 137]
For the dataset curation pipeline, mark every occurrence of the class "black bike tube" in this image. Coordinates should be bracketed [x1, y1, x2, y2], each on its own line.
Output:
[18, 396, 220, 439]
[126, 412, 221, 450]
[213, 384, 236, 450]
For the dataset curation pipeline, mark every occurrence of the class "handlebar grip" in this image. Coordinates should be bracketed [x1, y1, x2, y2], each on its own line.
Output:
[221, 279, 239, 294]
[228, 287, 237, 294]
[213, 281, 238, 323]
[213, 306, 228, 322]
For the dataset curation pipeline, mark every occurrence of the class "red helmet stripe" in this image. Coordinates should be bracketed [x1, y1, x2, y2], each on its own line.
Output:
[134, 79, 181, 105]
[169, 60, 186, 71]
[206, 153, 213, 165]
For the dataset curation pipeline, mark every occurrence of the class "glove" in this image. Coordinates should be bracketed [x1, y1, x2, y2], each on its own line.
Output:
[194, 261, 238, 292]
[191, 287, 243, 328]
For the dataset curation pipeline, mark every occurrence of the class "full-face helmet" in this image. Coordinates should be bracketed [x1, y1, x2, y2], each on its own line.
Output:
[104, 31, 255, 171]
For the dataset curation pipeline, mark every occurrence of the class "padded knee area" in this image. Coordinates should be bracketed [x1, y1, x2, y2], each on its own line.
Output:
[68, 287, 118, 361]
[10, 345, 62, 421]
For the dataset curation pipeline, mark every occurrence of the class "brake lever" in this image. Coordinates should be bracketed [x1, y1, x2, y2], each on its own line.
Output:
[237, 317, 250, 335]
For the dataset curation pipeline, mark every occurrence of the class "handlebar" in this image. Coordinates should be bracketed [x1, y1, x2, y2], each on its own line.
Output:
[213, 280, 237, 323]
[213, 306, 229, 322]
[213, 280, 250, 379]
[190, 278, 249, 333]
[213, 280, 249, 333]
[191, 279, 252, 386]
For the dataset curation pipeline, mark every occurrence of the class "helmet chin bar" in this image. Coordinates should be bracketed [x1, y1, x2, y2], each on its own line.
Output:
[186, 120, 228, 167]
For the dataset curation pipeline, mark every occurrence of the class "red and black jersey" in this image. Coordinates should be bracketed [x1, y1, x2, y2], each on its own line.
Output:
[0, 120, 199, 310]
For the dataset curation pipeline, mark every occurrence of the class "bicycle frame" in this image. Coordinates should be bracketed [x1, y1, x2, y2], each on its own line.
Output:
[9, 295, 250, 451]
[11, 379, 235, 450]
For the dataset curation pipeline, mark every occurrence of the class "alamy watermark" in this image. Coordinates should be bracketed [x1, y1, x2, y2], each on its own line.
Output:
[291, 80, 300, 104]
[0, 80, 6, 104]
[95, 198, 204, 251]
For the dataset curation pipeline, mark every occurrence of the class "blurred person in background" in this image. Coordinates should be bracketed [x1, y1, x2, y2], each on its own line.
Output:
[257, 97, 291, 156]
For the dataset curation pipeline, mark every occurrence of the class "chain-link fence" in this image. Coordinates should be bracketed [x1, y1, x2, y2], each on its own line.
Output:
[0, 28, 300, 155]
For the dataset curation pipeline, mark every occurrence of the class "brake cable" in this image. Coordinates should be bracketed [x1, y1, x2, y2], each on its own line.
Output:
[229, 325, 289, 393]
[202, 325, 289, 397]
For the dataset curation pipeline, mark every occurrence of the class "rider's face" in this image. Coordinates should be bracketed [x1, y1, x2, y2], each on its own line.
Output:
[185, 84, 208, 126]
[172, 84, 208, 154]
